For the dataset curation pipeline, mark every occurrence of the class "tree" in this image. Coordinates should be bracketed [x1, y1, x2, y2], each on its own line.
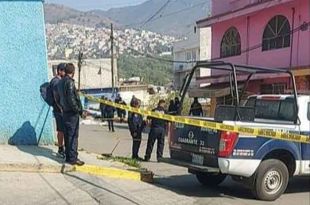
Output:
[118, 54, 173, 85]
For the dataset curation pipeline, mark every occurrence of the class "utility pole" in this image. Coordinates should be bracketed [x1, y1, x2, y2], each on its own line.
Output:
[110, 23, 115, 92]
[78, 51, 83, 91]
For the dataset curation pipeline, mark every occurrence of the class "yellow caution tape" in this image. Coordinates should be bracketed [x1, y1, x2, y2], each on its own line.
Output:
[81, 93, 310, 144]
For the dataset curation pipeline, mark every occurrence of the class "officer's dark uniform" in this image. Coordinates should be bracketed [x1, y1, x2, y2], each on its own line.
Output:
[145, 105, 167, 161]
[128, 111, 145, 159]
[105, 104, 115, 132]
[58, 75, 83, 163]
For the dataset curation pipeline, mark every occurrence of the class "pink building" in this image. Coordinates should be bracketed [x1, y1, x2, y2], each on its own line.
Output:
[197, 0, 310, 98]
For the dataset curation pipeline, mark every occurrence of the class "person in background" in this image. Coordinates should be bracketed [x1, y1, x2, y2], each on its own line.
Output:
[174, 97, 181, 114]
[50, 63, 66, 158]
[128, 98, 145, 160]
[168, 99, 175, 115]
[144, 99, 167, 162]
[119, 98, 127, 123]
[105, 99, 115, 132]
[189, 97, 203, 117]
[130, 95, 137, 106]
[58, 63, 85, 166]
[115, 95, 126, 123]
[100, 96, 106, 122]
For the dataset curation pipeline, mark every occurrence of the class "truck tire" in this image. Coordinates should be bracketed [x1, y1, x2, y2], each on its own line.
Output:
[252, 159, 289, 201]
[196, 172, 226, 186]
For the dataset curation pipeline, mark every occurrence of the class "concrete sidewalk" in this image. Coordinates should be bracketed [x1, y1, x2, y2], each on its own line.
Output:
[0, 145, 141, 180]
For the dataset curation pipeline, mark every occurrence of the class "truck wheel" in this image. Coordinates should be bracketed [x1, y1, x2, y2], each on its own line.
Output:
[196, 172, 226, 186]
[252, 159, 289, 201]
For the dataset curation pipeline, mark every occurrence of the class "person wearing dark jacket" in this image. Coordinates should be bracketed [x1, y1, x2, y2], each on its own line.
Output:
[50, 63, 66, 158]
[115, 96, 126, 123]
[144, 99, 167, 162]
[105, 99, 115, 132]
[189, 97, 203, 117]
[58, 63, 85, 166]
[100, 96, 107, 122]
[128, 99, 145, 160]
[174, 97, 181, 114]
[168, 100, 175, 115]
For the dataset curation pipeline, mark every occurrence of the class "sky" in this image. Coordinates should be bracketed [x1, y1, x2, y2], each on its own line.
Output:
[45, 0, 148, 11]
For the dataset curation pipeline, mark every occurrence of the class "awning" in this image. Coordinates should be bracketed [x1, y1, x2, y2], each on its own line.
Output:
[189, 84, 244, 98]
[197, 0, 294, 28]
[196, 67, 310, 85]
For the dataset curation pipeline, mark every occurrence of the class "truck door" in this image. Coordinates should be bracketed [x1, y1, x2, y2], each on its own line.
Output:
[300, 101, 310, 174]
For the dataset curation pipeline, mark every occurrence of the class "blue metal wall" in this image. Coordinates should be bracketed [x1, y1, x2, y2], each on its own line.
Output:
[0, 0, 54, 144]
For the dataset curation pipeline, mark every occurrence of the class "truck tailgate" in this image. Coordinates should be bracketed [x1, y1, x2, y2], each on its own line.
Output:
[169, 119, 220, 168]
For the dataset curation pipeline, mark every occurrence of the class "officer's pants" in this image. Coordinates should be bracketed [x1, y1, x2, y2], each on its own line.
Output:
[145, 127, 165, 160]
[63, 112, 79, 163]
[131, 132, 142, 158]
[108, 119, 114, 131]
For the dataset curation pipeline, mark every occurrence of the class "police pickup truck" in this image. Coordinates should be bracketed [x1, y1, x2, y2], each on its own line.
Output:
[167, 62, 310, 201]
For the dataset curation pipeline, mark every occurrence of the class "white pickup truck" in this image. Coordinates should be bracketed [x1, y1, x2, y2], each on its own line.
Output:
[167, 62, 310, 201]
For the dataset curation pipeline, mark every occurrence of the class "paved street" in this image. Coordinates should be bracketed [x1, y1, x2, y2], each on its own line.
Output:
[79, 123, 310, 205]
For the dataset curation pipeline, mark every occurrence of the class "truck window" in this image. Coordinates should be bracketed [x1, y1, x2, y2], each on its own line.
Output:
[245, 97, 256, 107]
[255, 100, 280, 119]
[255, 98, 296, 122]
[278, 98, 296, 121]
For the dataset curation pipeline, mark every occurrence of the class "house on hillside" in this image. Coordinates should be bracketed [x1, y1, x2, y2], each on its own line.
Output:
[196, 0, 310, 107]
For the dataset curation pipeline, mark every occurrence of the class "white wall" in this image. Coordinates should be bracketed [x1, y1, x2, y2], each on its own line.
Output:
[48, 59, 118, 89]
[199, 27, 212, 86]
[172, 27, 212, 89]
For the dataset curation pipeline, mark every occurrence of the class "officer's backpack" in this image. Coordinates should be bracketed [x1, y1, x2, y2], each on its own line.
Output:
[40, 81, 54, 106]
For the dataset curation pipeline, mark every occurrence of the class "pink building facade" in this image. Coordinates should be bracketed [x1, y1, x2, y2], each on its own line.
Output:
[197, 0, 310, 95]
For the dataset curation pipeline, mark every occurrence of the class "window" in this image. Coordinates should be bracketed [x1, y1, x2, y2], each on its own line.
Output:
[255, 99, 296, 121]
[262, 15, 291, 51]
[186, 51, 192, 61]
[192, 50, 197, 61]
[245, 97, 256, 107]
[220, 27, 241, 58]
[261, 83, 286, 94]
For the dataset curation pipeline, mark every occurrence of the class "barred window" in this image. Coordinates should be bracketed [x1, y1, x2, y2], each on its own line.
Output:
[262, 15, 291, 51]
[220, 27, 241, 58]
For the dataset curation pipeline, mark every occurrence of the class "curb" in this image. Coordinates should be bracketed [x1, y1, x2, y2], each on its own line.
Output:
[75, 165, 141, 181]
[0, 163, 75, 173]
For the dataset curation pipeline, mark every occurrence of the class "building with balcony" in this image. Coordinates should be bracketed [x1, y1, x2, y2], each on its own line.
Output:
[197, 0, 310, 104]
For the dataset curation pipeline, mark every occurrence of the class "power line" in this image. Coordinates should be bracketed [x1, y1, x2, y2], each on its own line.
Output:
[149, 2, 207, 23]
[141, 0, 172, 27]
[125, 1, 209, 28]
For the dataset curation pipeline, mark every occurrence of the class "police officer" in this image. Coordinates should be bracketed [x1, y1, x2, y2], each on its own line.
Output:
[100, 96, 106, 122]
[105, 99, 115, 132]
[58, 63, 85, 166]
[128, 99, 145, 160]
[144, 99, 167, 162]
